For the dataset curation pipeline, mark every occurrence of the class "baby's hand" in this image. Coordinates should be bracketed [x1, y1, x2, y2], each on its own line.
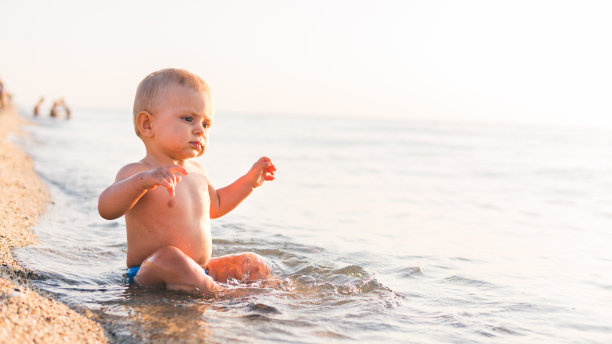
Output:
[140, 165, 188, 197]
[246, 157, 276, 188]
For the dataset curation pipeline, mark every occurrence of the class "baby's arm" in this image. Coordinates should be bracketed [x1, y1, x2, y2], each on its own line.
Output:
[98, 164, 188, 220]
[209, 157, 276, 218]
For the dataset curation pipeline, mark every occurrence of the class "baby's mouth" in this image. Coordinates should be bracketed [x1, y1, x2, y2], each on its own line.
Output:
[189, 141, 204, 150]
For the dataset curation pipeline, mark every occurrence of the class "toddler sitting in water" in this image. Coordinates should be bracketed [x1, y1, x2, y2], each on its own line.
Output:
[98, 68, 276, 293]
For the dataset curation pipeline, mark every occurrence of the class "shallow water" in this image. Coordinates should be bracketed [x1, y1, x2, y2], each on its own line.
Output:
[14, 109, 612, 343]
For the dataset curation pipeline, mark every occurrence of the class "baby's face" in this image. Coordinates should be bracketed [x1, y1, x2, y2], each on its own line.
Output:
[150, 83, 214, 159]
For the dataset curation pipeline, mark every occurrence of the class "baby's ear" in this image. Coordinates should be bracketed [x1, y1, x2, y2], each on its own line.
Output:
[136, 111, 154, 137]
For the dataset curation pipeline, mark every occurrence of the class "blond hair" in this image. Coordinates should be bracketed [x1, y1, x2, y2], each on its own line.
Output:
[132, 68, 210, 136]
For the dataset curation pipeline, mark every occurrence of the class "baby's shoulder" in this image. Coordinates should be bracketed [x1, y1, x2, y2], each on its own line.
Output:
[115, 162, 149, 182]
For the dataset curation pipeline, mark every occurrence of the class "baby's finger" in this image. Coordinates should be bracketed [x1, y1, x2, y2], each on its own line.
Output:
[259, 157, 271, 167]
[159, 178, 172, 189]
[265, 168, 275, 179]
[166, 185, 175, 197]
[264, 159, 276, 169]
[166, 178, 177, 197]
[169, 165, 189, 176]
[163, 175, 177, 187]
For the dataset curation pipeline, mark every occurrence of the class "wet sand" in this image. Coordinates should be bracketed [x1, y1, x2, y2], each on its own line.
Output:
[0, 104, 107, 343]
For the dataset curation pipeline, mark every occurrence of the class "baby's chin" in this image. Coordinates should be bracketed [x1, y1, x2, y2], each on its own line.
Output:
[186, 145, 206, 158]
[193, 148, 206, 158]
[178, 150, 204, 160]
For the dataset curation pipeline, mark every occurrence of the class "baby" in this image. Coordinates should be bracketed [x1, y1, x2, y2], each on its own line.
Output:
[98, 68, 276, 293]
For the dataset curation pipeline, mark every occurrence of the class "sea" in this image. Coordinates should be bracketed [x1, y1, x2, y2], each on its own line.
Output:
[12, 108, 612, 343]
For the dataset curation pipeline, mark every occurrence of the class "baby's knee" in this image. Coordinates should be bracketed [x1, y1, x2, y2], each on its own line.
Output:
[241, 252, 271, 280]
[147, 245, 186, 265]
[137, 246, 188, 286]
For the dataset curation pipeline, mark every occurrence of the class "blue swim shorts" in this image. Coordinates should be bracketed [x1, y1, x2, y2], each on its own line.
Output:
[124, 266, 140, 283]
[124, 266, 209, 284]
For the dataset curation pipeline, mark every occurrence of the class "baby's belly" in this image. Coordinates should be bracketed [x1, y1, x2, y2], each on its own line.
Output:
[125, 221, 212, 268]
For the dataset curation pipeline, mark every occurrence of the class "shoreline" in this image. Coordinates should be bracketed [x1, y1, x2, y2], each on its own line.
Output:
[0, 104, 107, 343]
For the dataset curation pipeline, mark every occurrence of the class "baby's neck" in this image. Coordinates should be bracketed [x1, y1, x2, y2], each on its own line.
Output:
[140, 152, 188, 168]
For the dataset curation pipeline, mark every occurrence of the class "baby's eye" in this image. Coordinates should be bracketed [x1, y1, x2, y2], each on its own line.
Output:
[202, 122, 209, 128]
[183, 116, 193, 122]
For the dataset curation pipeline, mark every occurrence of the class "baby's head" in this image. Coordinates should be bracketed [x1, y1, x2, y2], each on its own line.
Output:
[133, 68, 211, 137]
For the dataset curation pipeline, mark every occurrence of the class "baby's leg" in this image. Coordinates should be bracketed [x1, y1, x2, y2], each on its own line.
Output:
[207, 252, 272, 283]
[135, 246, 220, 293]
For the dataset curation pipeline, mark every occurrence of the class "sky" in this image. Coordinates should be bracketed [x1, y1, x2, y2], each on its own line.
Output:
[1, 0, 611, 126]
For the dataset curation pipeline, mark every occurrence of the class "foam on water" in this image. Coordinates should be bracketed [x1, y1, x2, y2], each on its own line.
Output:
[13, 109, 612, 343]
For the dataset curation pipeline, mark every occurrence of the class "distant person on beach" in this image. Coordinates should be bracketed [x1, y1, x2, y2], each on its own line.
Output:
[50, 100, 60, 118]
[98, 68, 276, 293]
[0, 78, 7, 109]
[62, 99, 71, 119]
[34, 97, 44, 117]
[49, 98, 71, 119]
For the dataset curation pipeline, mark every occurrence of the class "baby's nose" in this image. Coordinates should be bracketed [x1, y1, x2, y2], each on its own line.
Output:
[193, 125, 205, 135]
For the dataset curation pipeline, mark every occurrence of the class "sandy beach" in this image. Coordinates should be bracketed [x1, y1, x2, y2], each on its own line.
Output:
[0, 104, 107, 343]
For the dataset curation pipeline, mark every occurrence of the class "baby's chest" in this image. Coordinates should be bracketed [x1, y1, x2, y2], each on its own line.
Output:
[139, 173, 210, 218]
[174, 175, 210, 207]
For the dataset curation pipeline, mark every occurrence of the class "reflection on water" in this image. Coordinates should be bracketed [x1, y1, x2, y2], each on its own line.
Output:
[14, 110, 612, 343]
